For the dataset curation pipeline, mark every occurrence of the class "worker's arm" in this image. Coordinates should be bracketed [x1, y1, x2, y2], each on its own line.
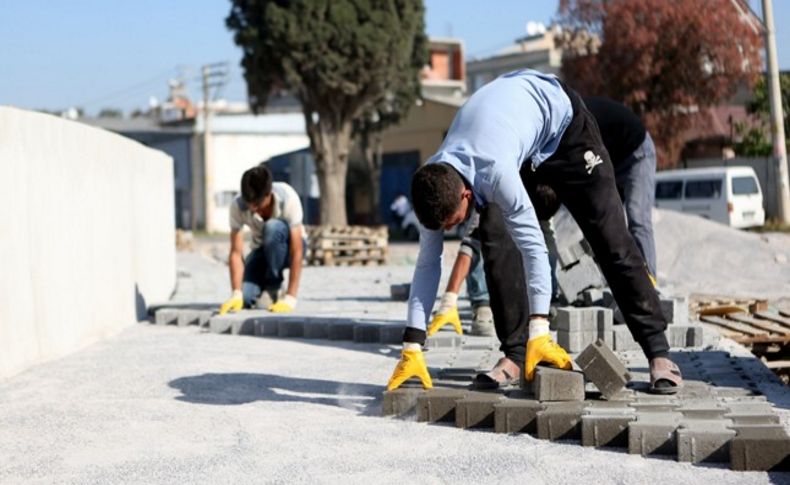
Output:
[405, 224, 444, 342]
[220, 229, 245, 315]
[492, 175, 552, 318]
[286, 226, 303, 297]
[268, 226, 303, 313]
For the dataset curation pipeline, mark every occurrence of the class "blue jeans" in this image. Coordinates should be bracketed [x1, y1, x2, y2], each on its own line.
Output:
[242, 219, 292, 307]
[615, 133, 657, 277]
[465, 245, 490, 307]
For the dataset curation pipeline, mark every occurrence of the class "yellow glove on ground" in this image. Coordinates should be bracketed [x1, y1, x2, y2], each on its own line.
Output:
[386, 346, 434, 391]
[525, 334, 572, 382]
[268, 294, 297, 313]
[427, 292, 462, 336]
[219, 290, 243, 315]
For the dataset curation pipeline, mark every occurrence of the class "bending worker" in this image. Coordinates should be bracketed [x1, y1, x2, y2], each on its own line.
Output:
[219, 164, 305, 315]
[387, 69, 682, 395]
[430, 96, 659, 332]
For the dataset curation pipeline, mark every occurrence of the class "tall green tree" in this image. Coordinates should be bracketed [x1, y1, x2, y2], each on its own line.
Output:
[227, 0, 428, 225]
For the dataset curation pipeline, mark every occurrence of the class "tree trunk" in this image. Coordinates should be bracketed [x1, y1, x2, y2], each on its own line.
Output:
[362, 132, 384, 224]
[304, 112, 352, 226]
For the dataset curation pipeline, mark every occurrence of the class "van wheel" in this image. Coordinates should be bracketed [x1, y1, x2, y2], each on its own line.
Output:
[404, 225, 419, 241]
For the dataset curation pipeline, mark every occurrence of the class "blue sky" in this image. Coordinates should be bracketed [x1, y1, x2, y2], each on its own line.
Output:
[0, 0, 784, 115]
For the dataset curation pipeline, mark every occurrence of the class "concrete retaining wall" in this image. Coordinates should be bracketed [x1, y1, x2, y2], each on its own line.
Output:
[0, 106, 176, 379]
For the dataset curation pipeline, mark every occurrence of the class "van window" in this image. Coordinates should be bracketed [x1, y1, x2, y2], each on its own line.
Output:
[656, 181, 683, 200]
[684, 179, 722, 199]
[732, 176, 759, 195]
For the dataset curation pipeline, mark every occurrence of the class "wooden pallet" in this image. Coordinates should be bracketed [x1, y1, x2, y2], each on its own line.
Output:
[700, 311, 790, 345]
[304, 225, 389, 266]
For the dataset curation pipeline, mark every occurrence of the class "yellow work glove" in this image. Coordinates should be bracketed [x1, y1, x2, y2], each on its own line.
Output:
[525, 318, 572, 382]
[386, 345, 434, 391]
[268, 294, 297, 313]
[427, 292, 463, 336]
[219, 289, 243, 315]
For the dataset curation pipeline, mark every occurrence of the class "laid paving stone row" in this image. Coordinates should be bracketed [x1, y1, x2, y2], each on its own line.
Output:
[151, 306, 787, 471]
[380, 340, 789, 471]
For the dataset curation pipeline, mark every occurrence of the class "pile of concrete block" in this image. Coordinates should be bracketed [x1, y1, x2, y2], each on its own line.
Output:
[554, 296, 707, 353]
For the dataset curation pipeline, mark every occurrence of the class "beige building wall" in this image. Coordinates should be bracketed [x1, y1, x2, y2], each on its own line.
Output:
[0, 107, 176, 379]
[380, 98, 461, 162]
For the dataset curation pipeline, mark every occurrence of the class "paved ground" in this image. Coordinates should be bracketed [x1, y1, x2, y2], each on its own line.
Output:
[1, 250, 789, 483]
[2, 324, 788, 484]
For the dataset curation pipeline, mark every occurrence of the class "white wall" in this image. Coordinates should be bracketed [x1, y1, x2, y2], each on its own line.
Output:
[0, 107, 176, 379]
[208, 133, 309, 233]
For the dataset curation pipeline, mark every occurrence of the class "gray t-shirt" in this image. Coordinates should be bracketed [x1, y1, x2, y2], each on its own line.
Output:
[229, 182, 304, 249]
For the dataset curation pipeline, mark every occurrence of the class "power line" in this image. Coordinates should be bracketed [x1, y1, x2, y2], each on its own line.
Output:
[74, 67, 177, 108]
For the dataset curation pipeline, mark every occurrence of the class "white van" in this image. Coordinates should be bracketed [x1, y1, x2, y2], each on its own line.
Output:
[654, 166, 765, 228]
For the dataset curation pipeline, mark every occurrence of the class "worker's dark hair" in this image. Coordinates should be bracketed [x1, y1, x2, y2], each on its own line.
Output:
[240, 164, 273, 205]
[411, 163, 465, 230]
[526, 182, 561, 221]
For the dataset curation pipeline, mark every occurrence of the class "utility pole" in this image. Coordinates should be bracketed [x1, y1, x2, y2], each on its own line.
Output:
[200, 62, 229, 232]
[762, 0, 790, 223]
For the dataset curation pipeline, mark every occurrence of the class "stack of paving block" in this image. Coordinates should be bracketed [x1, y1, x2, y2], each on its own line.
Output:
[382, 340, 790, 471]
[153, 305, 214, 327]
[304, 225, 388, 266]
[555, 296, 707, 353]
[552, 207, 606, 304]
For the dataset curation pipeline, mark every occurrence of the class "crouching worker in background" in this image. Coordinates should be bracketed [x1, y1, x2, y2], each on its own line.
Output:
[219, 164, 305, 315]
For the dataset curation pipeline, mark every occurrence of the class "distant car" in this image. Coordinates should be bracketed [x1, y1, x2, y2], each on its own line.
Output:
[654, 166, 765, 229]
[401, 209, 463, 240]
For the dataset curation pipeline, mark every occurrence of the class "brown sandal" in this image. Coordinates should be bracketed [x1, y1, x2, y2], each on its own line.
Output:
[472, 357, 520, 390]
[650, 357, 684, 394]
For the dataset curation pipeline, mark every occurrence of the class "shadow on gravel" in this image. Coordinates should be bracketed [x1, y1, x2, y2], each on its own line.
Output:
[169, 373, 382, 415]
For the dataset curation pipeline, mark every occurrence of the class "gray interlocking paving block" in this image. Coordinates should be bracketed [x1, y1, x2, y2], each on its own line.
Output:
[676, 401, 728, 419]
[327, 320, 356, 340]
[302, 320, 329, 339]
[612, 325, 642, 352]
[378, 325, 404, 344]
[730, 426, 790, 471]
[575, 340, 631, 400]
[455, 392, 504, 429]
[417, 388, 469, 422]
[155, 308, 180, 326]
[555, 255, 606, 304]
[582, 288, 605, 306]
[353, 323, 381, 343]
[278, 319, 304, 338]
[494, 398, 544, 434]
[555, 307, 598, 332]
[628, 412, 682, 456]
[660, 297, 688, 325]
[382, 388, 425, 416]
[677, 420, 737, 463]
[725, 412, 780, 425]
[208, 314, 236, 334]
[176, 309, 213, 327]
[557, 330, 598, 353]
[424, 334, 463, 349]
[438, 367, 478, 382]
[255, 318, 280, 337]
[536, 401, 589, 441]
[533, 367, 585, 402]
[582, 412, 636, 447]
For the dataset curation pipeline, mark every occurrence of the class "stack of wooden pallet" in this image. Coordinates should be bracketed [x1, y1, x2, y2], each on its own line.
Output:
[304, 225, 388, 266]
[693, 296, 790, 345]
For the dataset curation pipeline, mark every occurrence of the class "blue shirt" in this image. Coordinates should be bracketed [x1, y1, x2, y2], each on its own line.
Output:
[407, 70, 573, 331]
